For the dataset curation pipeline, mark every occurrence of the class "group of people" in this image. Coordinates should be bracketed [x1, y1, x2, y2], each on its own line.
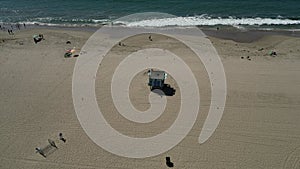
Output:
[0, 23, 26, 35]
[35, 133, 66, 158]
[7, 29, 14, 35]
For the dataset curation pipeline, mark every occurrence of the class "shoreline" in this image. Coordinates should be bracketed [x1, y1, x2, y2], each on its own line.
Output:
[1, 24, 300, 44]
[202, 27, 300, 43]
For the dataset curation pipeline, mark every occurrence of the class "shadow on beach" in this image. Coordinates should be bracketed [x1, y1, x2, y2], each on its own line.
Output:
[151, 84, 176, 96]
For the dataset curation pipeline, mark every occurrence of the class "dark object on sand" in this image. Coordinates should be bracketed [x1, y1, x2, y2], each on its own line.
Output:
[149, 35, 153, 41]
[35, 147, 46, 158]
[64, 52, 72, 58]
[33, 34, 44, 44]
[66, 40, 71, 44]
[241, 56, 244, 59]
[269, 50, 277, 57]
[118, 42, 125, 46]
[35, 139, 59, 158]
[8, 29, 14, 35]
[73, 54, 79, 57]
[59, 133, 66, 143]
[166, 157, 174, 168]
[64, 47, 76, 58]
[48, 139, 58, 148]
[258, 48, 264, 51]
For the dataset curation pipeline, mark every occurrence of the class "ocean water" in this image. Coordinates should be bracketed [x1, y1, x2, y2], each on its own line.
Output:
[0, 0, 300, 28]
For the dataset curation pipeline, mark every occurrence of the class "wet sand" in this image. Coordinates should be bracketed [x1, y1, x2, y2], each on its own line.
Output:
[202, 27, 300, 42]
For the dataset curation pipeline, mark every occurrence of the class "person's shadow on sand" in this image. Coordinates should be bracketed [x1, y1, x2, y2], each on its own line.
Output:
[166, 157, 174, 168]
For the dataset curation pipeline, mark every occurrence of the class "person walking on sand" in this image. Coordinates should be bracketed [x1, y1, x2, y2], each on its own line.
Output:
[16, 23, 20, 30]
[8, 29, 13, 35]
[35, 147, 46, 157]
[59, 132, 66, 142]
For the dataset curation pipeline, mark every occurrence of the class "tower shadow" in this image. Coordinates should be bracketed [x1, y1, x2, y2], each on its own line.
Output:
[151, 84, 176, 96]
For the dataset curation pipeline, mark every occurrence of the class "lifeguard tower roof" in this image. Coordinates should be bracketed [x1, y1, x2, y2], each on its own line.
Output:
[150, 71, 165, 80]
[148, 69, 166, 89]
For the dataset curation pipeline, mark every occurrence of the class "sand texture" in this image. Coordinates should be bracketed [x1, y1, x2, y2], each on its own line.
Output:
[0, 27, 300, 169]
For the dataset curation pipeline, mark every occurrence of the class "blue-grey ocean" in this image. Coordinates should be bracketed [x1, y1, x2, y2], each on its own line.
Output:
[0, 0, 300, 28]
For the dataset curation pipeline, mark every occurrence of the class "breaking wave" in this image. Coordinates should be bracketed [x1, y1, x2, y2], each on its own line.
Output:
[115, 16, 300, 27]
[2, 14, 300, 28]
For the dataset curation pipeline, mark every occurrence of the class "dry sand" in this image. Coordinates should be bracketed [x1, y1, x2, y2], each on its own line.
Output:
[0, 27, 300, 169]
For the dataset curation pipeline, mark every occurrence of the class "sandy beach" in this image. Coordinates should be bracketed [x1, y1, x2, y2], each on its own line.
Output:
[0, 26, 300, 169]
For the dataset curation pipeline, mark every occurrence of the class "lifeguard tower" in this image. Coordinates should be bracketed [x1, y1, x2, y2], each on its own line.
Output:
[148, 69, 167, 90]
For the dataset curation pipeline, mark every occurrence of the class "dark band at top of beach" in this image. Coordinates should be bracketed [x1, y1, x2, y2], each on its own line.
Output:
[1, 0, 300, 29]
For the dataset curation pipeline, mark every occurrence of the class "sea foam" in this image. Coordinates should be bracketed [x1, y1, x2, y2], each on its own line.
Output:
[116, 16, 300, 27]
